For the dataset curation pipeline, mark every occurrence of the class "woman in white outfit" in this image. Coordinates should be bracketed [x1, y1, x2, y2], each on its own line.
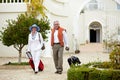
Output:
[27, 24, 43, 74]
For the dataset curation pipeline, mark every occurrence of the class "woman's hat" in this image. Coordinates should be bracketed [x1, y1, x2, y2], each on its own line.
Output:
[29, 24, 40, 31]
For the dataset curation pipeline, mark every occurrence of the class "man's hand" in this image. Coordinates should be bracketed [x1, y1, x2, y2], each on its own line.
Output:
[65, 47, 69, 51]
[26, 51, 30, 53]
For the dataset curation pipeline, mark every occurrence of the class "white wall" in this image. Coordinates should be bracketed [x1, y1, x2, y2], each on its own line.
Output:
[0, 3, 27, 57]
[70, 0, 120, 44]
[0, 0, 120, 57]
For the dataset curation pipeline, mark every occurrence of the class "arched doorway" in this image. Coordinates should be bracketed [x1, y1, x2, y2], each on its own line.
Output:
[89, 21, 102, 43]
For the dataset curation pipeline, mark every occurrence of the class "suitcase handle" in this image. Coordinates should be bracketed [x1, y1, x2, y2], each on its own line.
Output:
[26, 51, 32, 59]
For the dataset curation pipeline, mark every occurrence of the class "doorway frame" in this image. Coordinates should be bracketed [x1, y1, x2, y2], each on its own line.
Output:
[89, 21, 102, 43]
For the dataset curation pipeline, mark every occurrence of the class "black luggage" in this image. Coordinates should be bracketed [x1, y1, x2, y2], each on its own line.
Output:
[68, 56, 81, 66]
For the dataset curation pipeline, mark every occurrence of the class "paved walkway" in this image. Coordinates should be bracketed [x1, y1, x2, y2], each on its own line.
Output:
[0, 44, 110, 80]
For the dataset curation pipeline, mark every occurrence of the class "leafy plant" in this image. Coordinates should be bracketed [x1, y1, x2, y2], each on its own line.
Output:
[4, 61, 29, 65]
[0, 14, 50, 63]
[109, 44, 120, 69]
[25, 0, 47, 18]
[103, 32, 120, 69]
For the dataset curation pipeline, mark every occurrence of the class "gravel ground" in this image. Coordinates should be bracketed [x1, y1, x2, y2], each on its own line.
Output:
[0, 52, 109, 80]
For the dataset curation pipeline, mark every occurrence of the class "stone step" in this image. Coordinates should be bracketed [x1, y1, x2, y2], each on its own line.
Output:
[79, 43, 103, 53]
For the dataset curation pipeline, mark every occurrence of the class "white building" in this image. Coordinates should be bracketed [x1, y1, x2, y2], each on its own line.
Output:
[0, 0, 120, 57]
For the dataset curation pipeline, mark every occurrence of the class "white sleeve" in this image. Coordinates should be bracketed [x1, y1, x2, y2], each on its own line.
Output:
[63, 30, 68, 47]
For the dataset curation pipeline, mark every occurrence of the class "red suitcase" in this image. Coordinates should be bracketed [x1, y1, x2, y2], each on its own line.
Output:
[26, 52, 44, 71]
[29, 59, 44, 71]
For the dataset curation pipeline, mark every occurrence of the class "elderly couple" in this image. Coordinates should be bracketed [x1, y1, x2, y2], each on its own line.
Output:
[27, 21, 69, 74]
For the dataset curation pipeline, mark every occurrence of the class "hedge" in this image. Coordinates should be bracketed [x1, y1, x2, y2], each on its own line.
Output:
[67, 66, 120, 80]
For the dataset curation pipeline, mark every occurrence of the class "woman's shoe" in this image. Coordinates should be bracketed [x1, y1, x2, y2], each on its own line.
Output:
[35, 71, 38, 74]
[55, 71, 62, 74]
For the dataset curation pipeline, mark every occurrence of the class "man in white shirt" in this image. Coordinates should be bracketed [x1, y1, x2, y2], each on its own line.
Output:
[51, 21, 69, 74]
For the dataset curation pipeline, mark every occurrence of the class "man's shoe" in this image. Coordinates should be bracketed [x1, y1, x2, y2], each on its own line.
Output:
[55, 71, 59, 74]
[58, 71, 62, 74]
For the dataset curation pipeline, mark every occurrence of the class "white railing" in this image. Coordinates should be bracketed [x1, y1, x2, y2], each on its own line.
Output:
[0, 0, 27, 12]
[1, 0, 24, 3]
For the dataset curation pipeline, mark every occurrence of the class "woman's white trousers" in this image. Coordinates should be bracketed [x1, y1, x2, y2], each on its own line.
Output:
[31, 50, 41, 72]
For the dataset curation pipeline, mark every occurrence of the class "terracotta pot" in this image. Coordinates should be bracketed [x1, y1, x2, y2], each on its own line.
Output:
[75, 50, 80, 54]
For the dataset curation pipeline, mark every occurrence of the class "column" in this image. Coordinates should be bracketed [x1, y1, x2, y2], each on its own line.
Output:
[17, 0, 19, 3]
[13, 0, 15, 3]
[10, 0, 11, 3]
[2, 0, 4, 3]
[6, 0, 8, 3]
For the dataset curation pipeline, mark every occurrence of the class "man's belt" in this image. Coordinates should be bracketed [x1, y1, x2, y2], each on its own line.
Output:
[54, 43, 60, 44]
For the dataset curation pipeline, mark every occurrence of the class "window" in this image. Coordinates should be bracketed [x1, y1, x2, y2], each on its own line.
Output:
[89, 0, 98, 10]
[117, 3, 120, 10]
[89, 3, 98, 10]
[85, 0, 99, 10]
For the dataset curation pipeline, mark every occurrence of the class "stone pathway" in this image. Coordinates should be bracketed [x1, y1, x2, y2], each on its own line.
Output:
[0, 43, 110, 80]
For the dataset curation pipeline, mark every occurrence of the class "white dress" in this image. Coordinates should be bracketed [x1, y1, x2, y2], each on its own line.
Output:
[27, 32, 43, 72]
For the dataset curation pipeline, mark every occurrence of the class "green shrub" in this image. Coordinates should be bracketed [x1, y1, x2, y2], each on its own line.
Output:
[112, 70, 120, 80]
[67, 67, 82, 80]
[99, 70, 112, 80]
[89, 69, 101, 80]
[67, 66, 94, 80]
[67, 66, 120, 80]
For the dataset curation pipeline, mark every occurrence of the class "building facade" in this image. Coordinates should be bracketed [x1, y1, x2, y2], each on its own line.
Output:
[0, 0, 120, 57]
